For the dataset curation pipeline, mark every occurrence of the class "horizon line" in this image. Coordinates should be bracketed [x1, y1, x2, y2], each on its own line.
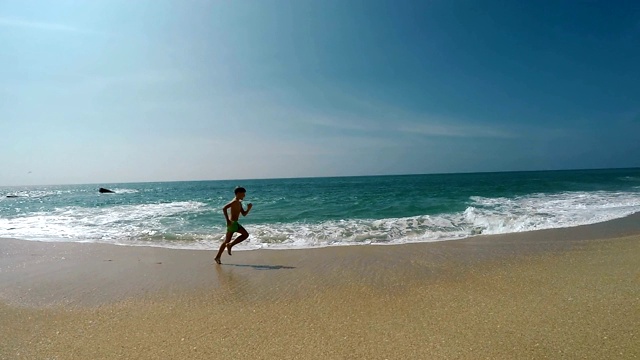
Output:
[2, 166, 639, 188]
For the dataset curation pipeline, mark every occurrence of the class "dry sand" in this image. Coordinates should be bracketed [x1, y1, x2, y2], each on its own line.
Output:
[1, 216, 639, 359]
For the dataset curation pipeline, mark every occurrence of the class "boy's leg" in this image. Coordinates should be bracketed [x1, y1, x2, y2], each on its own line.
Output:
[215, 231, 234, 264]
[227, 225, 249, 255]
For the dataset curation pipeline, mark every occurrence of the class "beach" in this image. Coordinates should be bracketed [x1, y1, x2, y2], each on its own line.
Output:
[1, 215, 639, 359]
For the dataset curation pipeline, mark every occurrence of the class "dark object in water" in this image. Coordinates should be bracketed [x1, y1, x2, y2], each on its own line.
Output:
[99, 188, 115, 194]
[6, 195, 19, 198]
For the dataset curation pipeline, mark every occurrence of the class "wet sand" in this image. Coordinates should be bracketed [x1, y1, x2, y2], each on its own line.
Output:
[1, 214, 639, 359]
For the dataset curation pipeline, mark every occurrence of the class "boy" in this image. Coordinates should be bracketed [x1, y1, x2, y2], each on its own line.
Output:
[214, 186, 253, 264]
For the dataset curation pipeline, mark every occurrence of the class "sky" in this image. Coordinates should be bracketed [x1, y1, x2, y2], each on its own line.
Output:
[1, 0, 639, 186]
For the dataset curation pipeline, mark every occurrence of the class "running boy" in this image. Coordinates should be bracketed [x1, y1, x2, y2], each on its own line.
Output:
[215, 186, 253, 264]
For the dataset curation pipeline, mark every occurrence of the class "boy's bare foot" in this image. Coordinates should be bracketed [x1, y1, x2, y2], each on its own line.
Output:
[226, 243, 233, 256]
[214, 257, 221, 264]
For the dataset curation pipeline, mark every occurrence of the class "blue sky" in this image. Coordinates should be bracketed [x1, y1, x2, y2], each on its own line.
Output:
[1, 0, 639, 185]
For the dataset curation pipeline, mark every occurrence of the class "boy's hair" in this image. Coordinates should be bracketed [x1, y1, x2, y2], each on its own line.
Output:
[234, 186, 246, 194]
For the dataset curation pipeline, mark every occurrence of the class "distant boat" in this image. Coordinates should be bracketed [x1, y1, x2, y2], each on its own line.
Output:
[99, 188, 115, 194]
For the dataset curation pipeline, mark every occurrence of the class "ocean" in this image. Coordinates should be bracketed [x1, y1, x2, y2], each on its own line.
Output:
[1, 168, 640, 251]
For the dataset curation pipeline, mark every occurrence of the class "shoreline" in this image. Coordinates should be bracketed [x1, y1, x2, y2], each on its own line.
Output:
[3, 210, 640, 252]
[1, 213, 639, 359]
[1, 212, 640, 308]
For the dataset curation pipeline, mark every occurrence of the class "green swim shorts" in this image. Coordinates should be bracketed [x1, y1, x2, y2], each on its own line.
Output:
[227, 221, 240, 233]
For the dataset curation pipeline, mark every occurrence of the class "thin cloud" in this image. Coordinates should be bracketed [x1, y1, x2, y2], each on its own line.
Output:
[85, 70, 190, 87]
[290, 89, 518, 139]
[290, 109, 517, 139]
[0, 17, 86, 33]
[300, 115, 373, 132]
[397, 121, 517, 139]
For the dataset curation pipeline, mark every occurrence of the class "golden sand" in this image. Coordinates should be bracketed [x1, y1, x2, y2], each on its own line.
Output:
[1, 232, 639, 359]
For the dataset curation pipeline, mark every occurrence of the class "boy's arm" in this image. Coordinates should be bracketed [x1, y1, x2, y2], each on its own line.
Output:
[241, 203, 253, 216]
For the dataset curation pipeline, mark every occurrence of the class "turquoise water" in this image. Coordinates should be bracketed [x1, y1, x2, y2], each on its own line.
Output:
[1, 168, 640, 250]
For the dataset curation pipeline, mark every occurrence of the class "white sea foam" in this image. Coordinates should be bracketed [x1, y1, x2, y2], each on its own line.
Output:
[618, 176, 640, 182]
[3, 189, 71, 198]
[241, 190, 640, 250]
[0, 201, 210, 245]
[1, 191, 639, 251]
[109, 188, 139, 194]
